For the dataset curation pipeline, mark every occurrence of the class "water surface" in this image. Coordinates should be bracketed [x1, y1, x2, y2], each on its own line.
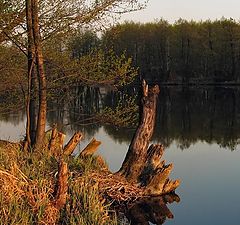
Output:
[1, 86, 240, 225]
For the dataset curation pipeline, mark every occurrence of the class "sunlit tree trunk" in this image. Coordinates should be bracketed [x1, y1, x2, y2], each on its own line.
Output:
[25, 0, 47, 149]
[32, 0, 47, 147]
[24, 0, 35, 150]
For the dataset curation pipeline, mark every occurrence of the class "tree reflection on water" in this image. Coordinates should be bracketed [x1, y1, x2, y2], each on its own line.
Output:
[119, 194, 180, 225]
[1, 86, 240, 150]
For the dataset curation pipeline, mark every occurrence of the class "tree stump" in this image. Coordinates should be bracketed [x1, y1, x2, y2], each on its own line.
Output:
[117, 80, 180, 195]
[42, 159, 68, 224]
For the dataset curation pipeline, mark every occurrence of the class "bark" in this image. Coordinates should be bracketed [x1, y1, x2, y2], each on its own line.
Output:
[29, 69, 38, 144]
[25, 0, 47, 149]
[80, 138, 101, 157]
[118, 80, 160, 182]
[117, 80, 180, 195]
[48, 126, 59, 155]
[63, 132, 83, 156]
[43, 159, 68, 224]
[24, 0, 36, 150]
[54, 160, 68, 209]
[47, 127, 66, 156]
[32, 0, 47, 147]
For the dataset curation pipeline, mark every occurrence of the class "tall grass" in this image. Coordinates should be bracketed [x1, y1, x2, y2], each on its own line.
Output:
[0, 143, 118, 224]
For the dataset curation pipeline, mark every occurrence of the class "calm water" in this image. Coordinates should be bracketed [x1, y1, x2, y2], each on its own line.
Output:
[1, 86, 240, 225]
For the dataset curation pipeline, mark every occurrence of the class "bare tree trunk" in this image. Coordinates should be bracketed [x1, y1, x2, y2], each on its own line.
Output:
[29, 69, 38, 144]
[118, 80, 160, 182]
[43, 159, 68, 224]
[24, 0, 35, 150]
[117, 80, 180, 195]
[32, 0, 47, 147]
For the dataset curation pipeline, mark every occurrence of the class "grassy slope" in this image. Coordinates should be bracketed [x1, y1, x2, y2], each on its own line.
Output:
[0, 142, 118, 225]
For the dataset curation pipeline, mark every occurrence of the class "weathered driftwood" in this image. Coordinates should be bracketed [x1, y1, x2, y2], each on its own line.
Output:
[80, 138, 101, 157]
[117, 80, 180, 195]
[63, 131, 83, 156]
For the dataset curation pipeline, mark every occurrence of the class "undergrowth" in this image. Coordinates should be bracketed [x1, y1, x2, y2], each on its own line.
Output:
[0, 143, 118, 225]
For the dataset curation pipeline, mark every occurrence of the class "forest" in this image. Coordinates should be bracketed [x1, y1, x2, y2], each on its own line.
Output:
[73, 18, 240, 84]
[0, 1, 180, 224]
[103, 18, 240, 84]
[2, 18, 240, 102]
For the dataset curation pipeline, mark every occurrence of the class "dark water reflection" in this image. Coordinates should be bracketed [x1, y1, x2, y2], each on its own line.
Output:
[45, 86, 240, 151]
[1, 86, 240, 225]
[123, 194, 180, 225]
[155, 87, 240, 150]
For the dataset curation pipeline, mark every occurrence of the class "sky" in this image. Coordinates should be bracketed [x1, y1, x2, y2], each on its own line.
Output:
[121, 0, 240, 23]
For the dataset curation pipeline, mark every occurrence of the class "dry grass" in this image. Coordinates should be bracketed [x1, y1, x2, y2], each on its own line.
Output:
[0, 142, 119, 225]
[78, 171, 143, 204]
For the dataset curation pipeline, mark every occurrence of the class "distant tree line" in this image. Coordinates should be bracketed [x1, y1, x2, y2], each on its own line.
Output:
[101, 18, 240, 84]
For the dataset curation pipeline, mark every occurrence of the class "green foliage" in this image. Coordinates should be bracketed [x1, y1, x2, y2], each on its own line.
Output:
[45, 40, 138, 89]
[97, 94, 138, 127]
[73, 49, 138, 86]
[0, 45, 26, 115]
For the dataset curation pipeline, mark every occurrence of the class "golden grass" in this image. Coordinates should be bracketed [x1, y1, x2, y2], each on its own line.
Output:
[77, 171, 143, 204]
[0, 142, 119, 225]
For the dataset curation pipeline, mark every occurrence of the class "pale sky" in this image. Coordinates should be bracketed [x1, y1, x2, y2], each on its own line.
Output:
[121, 0, 240, 23]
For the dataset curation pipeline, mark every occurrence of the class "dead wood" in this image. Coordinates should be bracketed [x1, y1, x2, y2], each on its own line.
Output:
[46, 127, 66, 157]
[48, 126, 58, 154]
[116, 80, 180, 196]
[63, 131, 83, 156]
[80, 138, 101, 157]
[54, 160, 68, 209]
[118, 80, 160, 182]
[43, 159, 68, 224]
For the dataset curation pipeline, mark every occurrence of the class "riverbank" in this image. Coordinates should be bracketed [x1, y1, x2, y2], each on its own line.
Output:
[0, 141, 118, 225]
